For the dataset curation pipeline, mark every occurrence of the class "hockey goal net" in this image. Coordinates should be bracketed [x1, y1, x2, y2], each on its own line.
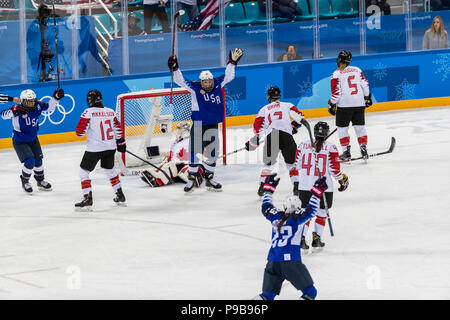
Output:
[115, 88, 227, 168]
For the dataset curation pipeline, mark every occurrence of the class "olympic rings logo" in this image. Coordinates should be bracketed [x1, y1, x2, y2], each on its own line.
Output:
[39, 94, 75, 126]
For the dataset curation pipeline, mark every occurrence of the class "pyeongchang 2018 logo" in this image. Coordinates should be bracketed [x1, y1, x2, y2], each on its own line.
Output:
[39, 94, 75, 126]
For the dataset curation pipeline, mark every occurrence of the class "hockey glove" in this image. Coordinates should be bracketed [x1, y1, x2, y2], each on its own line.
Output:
[53, 88, 65, 100]
[338, 174, 349, 192]
[228, 48, 243, 65]
[292, 120, 301, 135]
[263, 174, 280, 194]
[168, 55, 179, 72]
[11, 104, 27, 115]
[245, 136, 260, 151]
[311, 176, 328, 198]
[116, 137, 126, 153]
[328, 100, 337, 116]
[364, 93, 373, 108]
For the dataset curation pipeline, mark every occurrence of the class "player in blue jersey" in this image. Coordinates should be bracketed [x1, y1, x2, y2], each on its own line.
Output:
[1, 88, 64, 193]
[168, 48, 243, 193]
[253, 174, 328, 300]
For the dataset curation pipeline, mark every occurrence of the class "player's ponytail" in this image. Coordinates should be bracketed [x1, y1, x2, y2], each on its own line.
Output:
[277, 212, 296, 232]
[314, 137, 325, 153]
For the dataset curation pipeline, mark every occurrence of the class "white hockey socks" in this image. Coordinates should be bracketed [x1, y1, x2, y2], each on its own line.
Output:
[79, 168, 92, 195]
[105, 168, 122, 192]
[314, 208, 327, 237]
[354, 125, 368, 146]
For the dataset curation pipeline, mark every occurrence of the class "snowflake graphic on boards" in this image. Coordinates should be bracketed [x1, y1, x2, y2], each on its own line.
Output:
[373, 62, 388, 80]
[297, 77, 313, 97]
[432, 53, 450, 81]
[395, 79, 416, 100]
[289, 65, 300, 75]
[224, 88, 243, 117]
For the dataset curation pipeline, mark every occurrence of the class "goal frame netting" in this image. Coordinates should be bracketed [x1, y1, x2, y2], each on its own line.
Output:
[116, 87, 228, 168]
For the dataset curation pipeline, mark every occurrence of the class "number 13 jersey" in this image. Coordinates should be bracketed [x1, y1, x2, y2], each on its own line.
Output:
[330, 66, 370, 108]
[75, 107, 123, 152]
[295, 140, 343, 192]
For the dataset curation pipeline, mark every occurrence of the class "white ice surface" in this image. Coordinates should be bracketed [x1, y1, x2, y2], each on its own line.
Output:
[0, 107, 449, 300]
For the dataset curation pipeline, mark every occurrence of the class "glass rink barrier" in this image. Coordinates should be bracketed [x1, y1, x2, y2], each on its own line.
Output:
[1, 0, 450, 85]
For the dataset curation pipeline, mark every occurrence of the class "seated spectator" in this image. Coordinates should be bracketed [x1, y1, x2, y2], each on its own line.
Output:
[118, 12, 147, 37]
[277, 45, 302, 61]
[258, 0, 302, 20]
[423, 16, 449, 50]
[366, 0, 391, 15]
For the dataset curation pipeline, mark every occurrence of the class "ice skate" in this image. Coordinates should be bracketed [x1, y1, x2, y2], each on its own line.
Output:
[301, 236, 310, 253]
[184, 172, 202, 193]
[360, 145, 369, 162]
[34, 176, 52, 191]
[339, 146, 351, 162]
[75, 192, 93, 212]
[311, 232, 325, 252]
[204, 171, 222, 192]
[20, 175, 33, 194]
[113, 188, 126, 206]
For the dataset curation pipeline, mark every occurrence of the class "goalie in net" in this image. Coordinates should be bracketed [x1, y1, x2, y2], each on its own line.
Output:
[139, 121, 203, 187]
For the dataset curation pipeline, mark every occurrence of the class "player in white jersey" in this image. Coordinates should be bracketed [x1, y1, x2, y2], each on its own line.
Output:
[74, 89, 127, 210]
[328, 50, 373, 161]
[295, 121, 349, 250]
[246, 86, 304, 197]
[140, 121, 195, 188]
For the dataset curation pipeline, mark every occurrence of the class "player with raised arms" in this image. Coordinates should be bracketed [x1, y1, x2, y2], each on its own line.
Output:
[328, 50, 372, 161]
[167, 48, 243, 193]
[74, 89, 127, 210]
[295, 121, 349, 251]
[245, 86, 304, 197]
[253, 174, 328, 300]
[1, 88, 64, 193]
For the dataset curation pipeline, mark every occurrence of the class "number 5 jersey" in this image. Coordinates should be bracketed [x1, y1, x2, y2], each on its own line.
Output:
[75, 107, 123, 152]
[295, 140, 343, 192]
[330, 66, 370, 108]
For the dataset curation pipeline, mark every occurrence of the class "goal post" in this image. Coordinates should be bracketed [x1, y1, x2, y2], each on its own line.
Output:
[115, 87, 227, 168]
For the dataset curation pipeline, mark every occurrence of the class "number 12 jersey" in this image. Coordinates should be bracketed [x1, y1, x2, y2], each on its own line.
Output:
[75, 107, 123, 152]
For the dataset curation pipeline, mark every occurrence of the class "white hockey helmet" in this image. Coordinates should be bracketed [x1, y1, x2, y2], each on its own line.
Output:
[283, 196, 301, 214]
[175, 121, 191, 140]
[20, 89, 37, 108]
[199, 70, 214, 92]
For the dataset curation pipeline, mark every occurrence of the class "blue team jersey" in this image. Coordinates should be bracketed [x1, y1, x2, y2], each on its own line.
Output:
[1, 100, 56, 143]
[174, 64, 235, 126]
[262, 193, 320, 262]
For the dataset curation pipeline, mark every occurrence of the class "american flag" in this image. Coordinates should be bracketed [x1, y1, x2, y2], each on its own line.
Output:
[183, 0, 232, 31]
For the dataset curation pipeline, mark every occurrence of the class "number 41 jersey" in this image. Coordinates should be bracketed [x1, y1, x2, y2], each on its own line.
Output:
[75, 107, 123, 152]
[296, 140, 343, 192]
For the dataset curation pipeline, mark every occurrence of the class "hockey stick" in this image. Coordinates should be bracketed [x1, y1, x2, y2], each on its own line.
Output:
[339, 137, 396, 163]
[125, 150, 174, 184]
[169, 10, 185, 108]
[52, 1, 61, 89]
[195, 138, 266, 163]
[301, 118, 335, 237]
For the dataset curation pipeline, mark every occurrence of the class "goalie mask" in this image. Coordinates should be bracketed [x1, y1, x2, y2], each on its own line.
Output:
[199, 70, 214, 92]
[175, 121, 191, 140]
[20, 89, 37, 110]
[283, 196, 301, 214]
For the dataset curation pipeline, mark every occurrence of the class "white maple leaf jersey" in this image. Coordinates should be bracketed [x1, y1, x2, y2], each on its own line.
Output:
[330, 66, 370, 108]
[167, 138, 190, 163]
[296, 140, 343, 192]
[253, 101, 304, 137]
[75, 107, 123, 152]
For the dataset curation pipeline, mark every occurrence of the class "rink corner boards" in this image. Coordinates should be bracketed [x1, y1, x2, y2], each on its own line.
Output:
[0, 96, 449, 150]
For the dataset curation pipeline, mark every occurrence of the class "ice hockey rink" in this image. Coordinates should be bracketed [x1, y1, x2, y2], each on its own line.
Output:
[0, 106, 449, 300]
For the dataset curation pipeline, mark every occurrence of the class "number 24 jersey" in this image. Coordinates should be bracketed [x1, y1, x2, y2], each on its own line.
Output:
[75, 107, 123, 152]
